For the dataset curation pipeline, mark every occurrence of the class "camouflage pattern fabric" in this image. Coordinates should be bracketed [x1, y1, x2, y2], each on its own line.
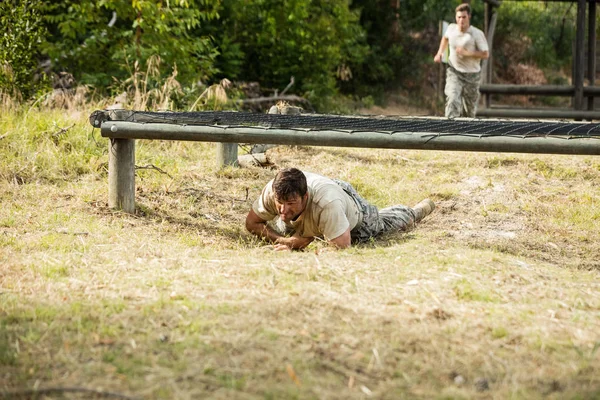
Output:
[445, 65, 481, 118]
[333, 180, 417, 243]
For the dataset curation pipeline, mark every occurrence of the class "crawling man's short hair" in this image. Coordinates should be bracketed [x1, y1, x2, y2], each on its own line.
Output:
[272, 168, 307, 201]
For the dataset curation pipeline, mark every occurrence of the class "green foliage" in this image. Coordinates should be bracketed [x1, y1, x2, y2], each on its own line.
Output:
[213, 0, 368, 109]
[42, 0, 221, 90]
[343, 0, 404, 97]
[494, 2, 576, 70]
[0, 0, 48, 98]
[0, 323, 17, 366]
[0, 109, 106, 184]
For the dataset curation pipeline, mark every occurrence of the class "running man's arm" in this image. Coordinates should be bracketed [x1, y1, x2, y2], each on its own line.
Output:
[434, 36, 449, 63]
[455, 47, 488, 59]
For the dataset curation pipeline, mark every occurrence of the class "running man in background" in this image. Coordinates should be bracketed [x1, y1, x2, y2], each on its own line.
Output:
[245, 168, 435, 250]
[434, 3, 489, 118]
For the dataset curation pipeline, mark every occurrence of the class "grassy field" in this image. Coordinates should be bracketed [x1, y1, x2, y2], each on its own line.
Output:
[1, 106, 600, 399]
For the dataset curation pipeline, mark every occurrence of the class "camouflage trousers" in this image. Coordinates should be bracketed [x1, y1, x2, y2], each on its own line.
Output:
[445, 65, 481, 118]
[333, 180, 417, 244]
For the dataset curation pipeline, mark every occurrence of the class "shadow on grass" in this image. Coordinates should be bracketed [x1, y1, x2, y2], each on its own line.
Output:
[87, 195, 256, 249]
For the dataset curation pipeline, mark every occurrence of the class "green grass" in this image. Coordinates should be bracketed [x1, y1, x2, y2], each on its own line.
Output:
[1, 105, 599, 399]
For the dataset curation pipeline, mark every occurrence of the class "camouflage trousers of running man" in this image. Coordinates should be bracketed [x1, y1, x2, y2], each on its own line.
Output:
[445, 65, 481, 118]
[333, 179, 417, 244]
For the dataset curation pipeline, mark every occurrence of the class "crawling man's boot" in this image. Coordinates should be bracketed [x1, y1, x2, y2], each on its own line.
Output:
[413, 199, 435, 223]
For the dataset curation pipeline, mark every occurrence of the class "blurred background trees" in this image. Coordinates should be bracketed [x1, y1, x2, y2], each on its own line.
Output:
[0, 0, 590, 112]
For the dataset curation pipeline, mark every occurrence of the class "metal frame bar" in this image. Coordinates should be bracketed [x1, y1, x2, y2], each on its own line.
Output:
[101, 121, 600, 155]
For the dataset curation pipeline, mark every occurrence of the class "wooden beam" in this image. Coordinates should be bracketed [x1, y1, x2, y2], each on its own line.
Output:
[482, 11, 498, 107]
[477, 107, 600, 119]
[588, 0, 597, 111]
[574, 0, 586, 112]
[236, 95, 314, 112]
[479, 84, 600, 95]
[108, 138, 135, 213]
[216, 143, 238, 168]
[480, 84, 573, 95]
[438, 20, 445, 102]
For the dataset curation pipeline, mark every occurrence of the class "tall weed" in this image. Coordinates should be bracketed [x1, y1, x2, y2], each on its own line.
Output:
[0, 106, 106, 184]
[119, 55, 183, 111]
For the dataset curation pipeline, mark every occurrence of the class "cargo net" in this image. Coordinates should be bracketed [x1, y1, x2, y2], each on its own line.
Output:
[93, 110, 600, 140]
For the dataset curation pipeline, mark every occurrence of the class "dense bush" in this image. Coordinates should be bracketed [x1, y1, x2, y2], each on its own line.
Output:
[494, 2, 577, 71]
[209, 0, 368, 109]
[42, 0, 221, 90]
[0, 0, 47, 98]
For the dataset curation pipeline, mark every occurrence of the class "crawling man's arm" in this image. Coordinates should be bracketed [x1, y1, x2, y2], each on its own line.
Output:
[328, 227, 351, 249]
[245, 209, 313, 250]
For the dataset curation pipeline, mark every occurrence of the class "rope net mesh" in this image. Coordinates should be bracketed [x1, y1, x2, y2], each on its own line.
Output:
[96, 110, 600, 140]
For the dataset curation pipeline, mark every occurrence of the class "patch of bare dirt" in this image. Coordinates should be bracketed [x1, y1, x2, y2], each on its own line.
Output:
[432, 175, 524, 243]
[419, 167, 600, 270]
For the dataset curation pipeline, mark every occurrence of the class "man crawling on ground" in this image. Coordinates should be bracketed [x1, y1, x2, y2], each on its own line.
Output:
[245, 168, 435, 250]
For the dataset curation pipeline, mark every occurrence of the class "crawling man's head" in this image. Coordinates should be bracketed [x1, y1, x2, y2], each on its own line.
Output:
[272, 168, 308, 222]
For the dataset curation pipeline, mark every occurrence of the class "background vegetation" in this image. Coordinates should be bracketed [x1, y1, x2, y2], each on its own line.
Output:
[0, 0, 593, 111]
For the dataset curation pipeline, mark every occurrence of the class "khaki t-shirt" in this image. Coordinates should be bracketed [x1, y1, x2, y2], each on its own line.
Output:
[445, 24, 488, 73]
[252, 172, 362, 241]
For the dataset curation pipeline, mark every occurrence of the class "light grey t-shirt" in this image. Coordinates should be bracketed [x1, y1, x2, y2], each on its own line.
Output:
[252, 171, 362, 240]
[445, 23, 489, 73]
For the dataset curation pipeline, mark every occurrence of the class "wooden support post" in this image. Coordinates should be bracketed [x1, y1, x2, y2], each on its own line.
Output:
[484, 10, 497, 109]
[484, 3, 489, 38]
[588, 0, 597, 112]
[438, 20, 444, 103]
[108, 138, 135, 213]
[574, 0, 586, 114]
[216, 143, 238, 168]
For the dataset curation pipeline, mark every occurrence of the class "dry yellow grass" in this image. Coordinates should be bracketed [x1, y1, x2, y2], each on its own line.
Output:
[1, 107, 600, 399]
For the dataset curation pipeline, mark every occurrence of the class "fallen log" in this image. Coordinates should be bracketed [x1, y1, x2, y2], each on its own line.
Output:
[237, 95, 314, 112]
[238, 152, 272, 168]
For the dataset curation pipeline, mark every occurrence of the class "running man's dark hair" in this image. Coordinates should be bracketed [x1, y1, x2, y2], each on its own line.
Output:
[456, 3, 471, 15]
[272, 168, 307, 201]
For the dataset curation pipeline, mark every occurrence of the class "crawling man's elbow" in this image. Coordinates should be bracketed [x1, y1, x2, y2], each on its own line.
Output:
[328, 228, 352, 249]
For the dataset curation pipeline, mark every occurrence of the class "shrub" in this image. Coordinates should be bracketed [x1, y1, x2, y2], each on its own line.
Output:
[42, 0, 221, 90]
[0, 0, 48, 99]
[212, 0, 368, 111]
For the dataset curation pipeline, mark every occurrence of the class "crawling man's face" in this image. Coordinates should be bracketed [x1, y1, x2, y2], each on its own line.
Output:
[274, 193, 308, 223]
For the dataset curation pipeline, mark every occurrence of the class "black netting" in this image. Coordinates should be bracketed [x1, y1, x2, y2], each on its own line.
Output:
[92, 110, 600, 140]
